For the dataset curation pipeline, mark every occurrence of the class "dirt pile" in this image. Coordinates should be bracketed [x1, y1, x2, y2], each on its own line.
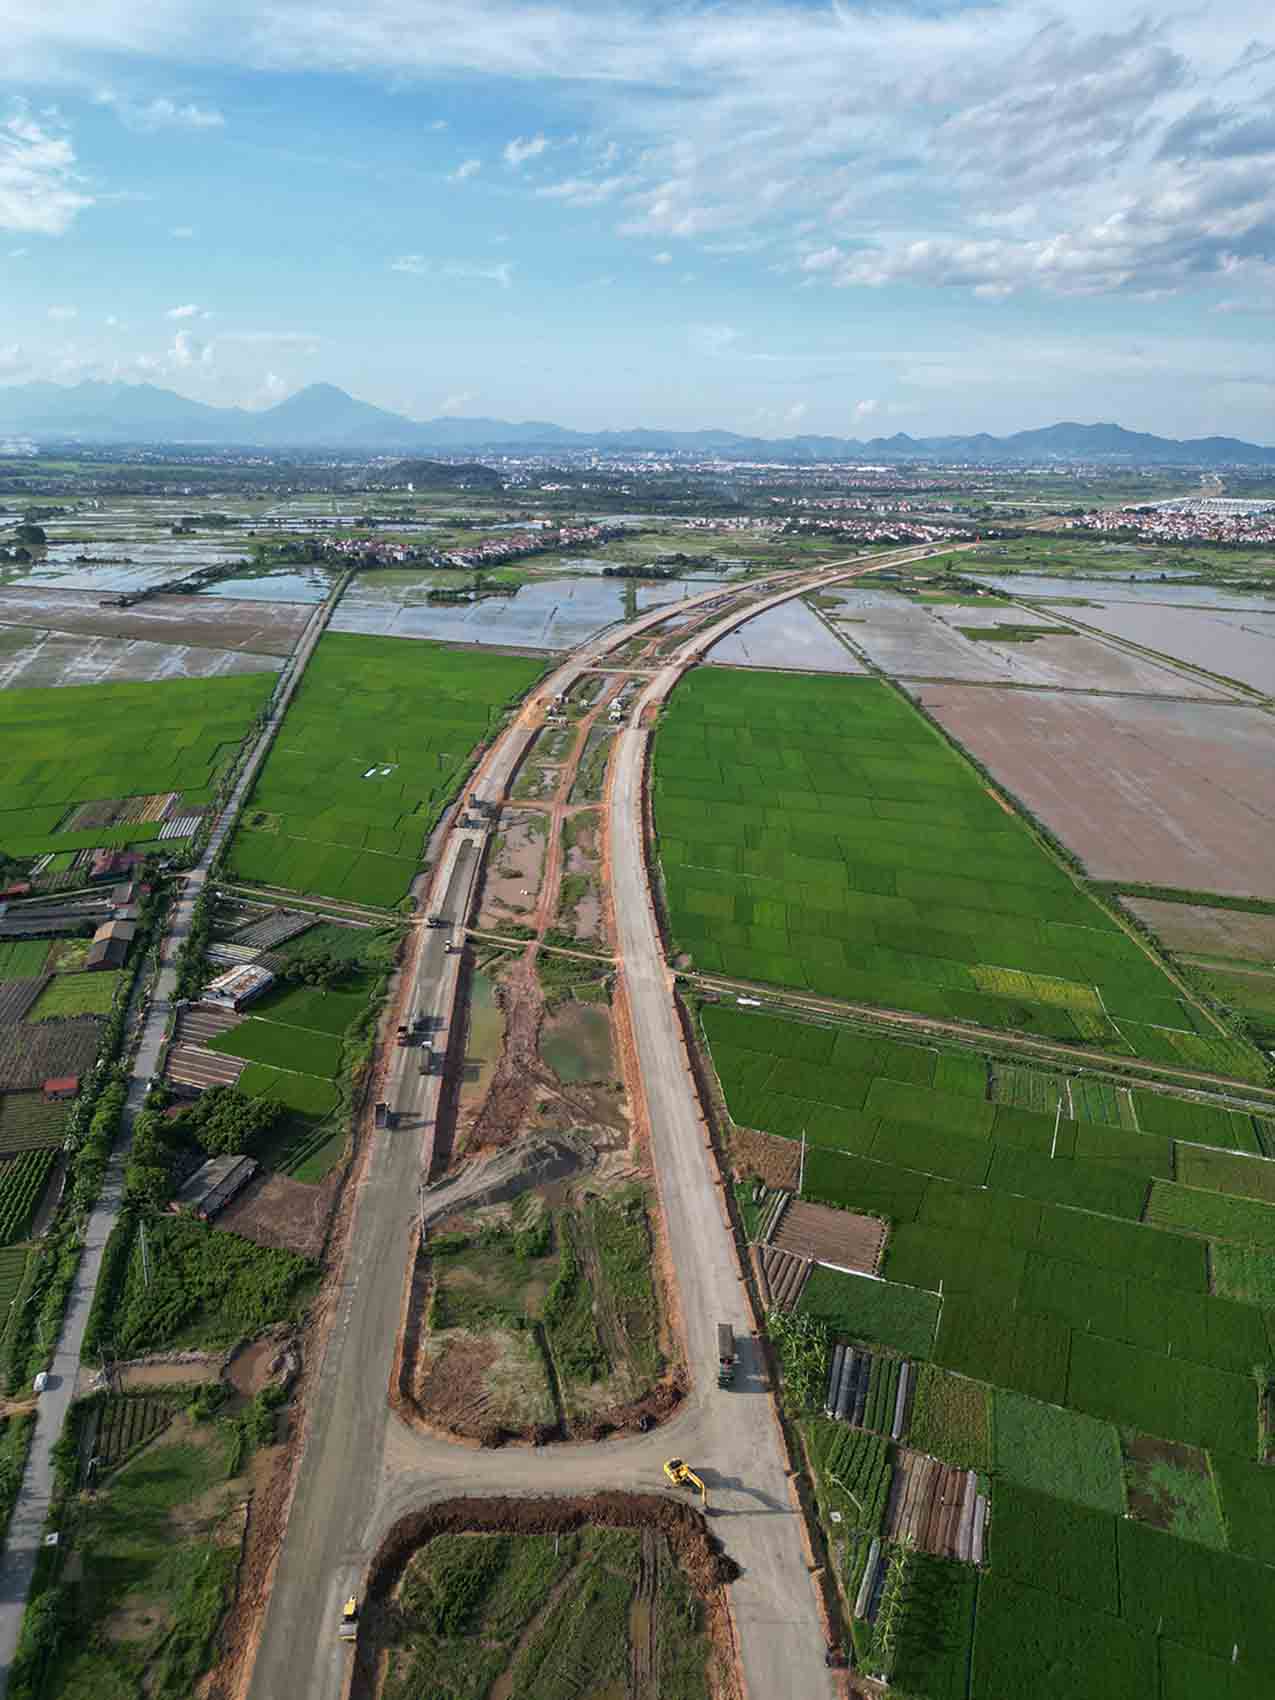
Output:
[420, 1132, 595, 1225]
[464, 958, 554, 1149]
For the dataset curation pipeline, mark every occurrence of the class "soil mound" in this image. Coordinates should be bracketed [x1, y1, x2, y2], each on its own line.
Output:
[420, 1132, 595, 1226]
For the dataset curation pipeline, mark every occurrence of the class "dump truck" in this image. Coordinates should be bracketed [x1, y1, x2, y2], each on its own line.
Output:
[664, 1457, 710, 1513]
[338, 1597, 359, 1642]
[418, 1045, 434, 1077]
[374, 1102, 397, 1130]
[717, 1323, 737, 1389]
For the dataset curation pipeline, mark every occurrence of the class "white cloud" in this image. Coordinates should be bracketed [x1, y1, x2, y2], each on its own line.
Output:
[170, 225, 195, 239]
[536, 174, 626, 206]
[449, 157, 481, 182]
[9, 246, 29, 258]
[165, 302, 200, 319]
[0, 343, 28, 376]
[853, 399, 879, 419]
[429, 118, 448, 131]
[438, 390, 476, 413]
[689, 323, 737, 355]
[169, 328, 211, 367]
[98, 93, 225, 131]
[0, 111, 92, 235]
[47, 304, 77, 320]
[652, 250, 672, 264]
[218, 329, 321, 346]
[391, 255, 512, 287]
[785, 401, 808, 424]
[503, 133, 548, 169]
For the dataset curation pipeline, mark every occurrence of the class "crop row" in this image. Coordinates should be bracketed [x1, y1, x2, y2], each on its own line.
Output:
[815, 1420, 893, 1533]
[0, 1148, 57, 1244]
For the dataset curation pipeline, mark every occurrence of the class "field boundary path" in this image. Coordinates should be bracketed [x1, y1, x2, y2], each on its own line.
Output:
[0, 572, 349, 1692]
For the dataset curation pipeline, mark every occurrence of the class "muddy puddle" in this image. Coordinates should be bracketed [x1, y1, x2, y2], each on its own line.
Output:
[460, 971, 507, 1106]
[542, 1001, 613, 1083]
[479, 811, 547, 926]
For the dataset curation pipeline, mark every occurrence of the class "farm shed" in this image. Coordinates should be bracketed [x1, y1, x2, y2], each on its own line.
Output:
[42, 1076, 80, 1101]
[84, 919, 136, 972]
[172, 1154, 259, 1221]
[203, 963, 275, 1012]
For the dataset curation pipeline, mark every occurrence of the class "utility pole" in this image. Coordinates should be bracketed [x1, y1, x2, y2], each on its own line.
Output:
[139, 1218, 151, 1289]
[1050, 1095, 1063, 1160]
[798, 1127, 807, 1197]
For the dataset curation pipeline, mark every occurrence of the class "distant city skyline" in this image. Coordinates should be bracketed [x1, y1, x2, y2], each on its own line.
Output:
[2, 0, 1273, 439]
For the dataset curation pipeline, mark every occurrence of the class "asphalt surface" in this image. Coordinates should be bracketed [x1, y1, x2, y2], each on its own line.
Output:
[0, 576, 344, 1692]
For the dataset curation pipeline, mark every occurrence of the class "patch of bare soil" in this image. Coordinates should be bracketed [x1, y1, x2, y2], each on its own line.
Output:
[462, 958, 553, 1151]
[773, 1201, 885, 1273]
[729, 1124, 801, 1190]
[216, 1169, 340, 1261]
[351, 1494, 742, 1700]
[225, 1334, 298, 1400]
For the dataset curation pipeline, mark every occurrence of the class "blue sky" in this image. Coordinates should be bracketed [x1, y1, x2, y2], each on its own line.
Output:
[2, 0, 1273, 439]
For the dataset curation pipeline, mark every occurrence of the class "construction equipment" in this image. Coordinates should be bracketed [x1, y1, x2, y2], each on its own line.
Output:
[717, 1323, 737, 1389]
[396, 1022, 409, 1047]
[663, 1457, 710, 1512]
[338, 1597, 359, 1642]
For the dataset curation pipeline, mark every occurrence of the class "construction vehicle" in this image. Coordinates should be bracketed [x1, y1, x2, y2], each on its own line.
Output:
[717, 1323, 737, 1389]
[426, 913, 447, 929]
[338, 1596, 359, 1642]
[418, 1045, 434, 1077]
[396, 1022, 409, 1047]
[663, 1458, 710, 1513]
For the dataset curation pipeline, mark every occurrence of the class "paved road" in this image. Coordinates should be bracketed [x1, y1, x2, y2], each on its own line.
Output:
[0, 576, 345, 1692]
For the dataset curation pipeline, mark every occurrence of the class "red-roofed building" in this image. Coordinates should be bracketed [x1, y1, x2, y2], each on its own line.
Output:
[43, 1076, 80, 1101]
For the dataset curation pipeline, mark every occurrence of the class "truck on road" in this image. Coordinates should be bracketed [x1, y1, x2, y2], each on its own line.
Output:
[717, 1323, 737, 1388]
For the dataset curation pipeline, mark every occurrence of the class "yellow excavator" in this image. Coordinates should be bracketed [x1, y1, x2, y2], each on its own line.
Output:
[664, 1457, 710, 1513]
[338, 1597, 359, 1642]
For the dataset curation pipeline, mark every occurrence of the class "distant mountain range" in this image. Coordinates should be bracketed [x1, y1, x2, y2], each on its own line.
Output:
[1, 379, 1272, 466]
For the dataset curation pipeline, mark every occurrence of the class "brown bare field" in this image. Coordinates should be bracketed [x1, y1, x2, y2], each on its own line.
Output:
[913, 684, 1275, 898]
[0, 627, 283, 689]
[829, 590, 1232, 695]
[216, 1170, 337, 1260]
[0, 586, 309, 654]
[772, 1201, 885, 1273]
[1123, 900, 1275, 963]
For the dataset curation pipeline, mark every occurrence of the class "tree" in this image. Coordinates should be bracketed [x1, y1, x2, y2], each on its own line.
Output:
[13, 523, 46, 547]
[176, 1084, 285, 1155]
[285, 950, 353, 990]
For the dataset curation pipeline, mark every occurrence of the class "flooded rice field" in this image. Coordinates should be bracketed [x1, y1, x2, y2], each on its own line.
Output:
[974, 573, 1275, 611]
[912, 684, 1275, 898]
[0, 586, 309, 654]
[707, 598, 866, 672]
[199, 567, 335, 603]
[0, 627, 282, 690]
[17, 538, 248, 593]
[1062, 602, 1275, 696]
[821, 587, 1234, 696]
[329, 575, 693, 650]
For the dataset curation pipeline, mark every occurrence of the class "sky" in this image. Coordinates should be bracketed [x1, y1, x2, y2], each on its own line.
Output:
[1, 0, 1274, 440]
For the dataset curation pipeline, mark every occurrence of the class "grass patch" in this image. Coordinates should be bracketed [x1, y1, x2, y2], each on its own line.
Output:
[204, 1018, 343, 1078]
[1146, 1180, 1275, 1249]
[0, 941, 50, 979]
[27, 972, 125, 1021]
[104, 1216, 316, 1356]
[799, 1265, 940, 1358]
[908, 1364, 991, 1470]
[991, 1388, 1125, 1513]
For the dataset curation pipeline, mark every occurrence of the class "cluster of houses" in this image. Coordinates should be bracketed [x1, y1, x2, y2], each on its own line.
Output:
[780, 516, 964, 544]
[1067, 501, 1275, 546]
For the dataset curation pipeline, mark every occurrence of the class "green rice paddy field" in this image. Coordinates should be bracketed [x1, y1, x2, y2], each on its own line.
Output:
[0, 673, 273, 857]
[714, 1002, 1275, 1698]
[656, 670, 1262, 1080]
[225, 634, 543, 907]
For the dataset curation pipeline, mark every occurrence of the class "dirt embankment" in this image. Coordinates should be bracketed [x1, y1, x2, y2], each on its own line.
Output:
[462, 957, 551, 1150]
[350, 1494, 741, 1700]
